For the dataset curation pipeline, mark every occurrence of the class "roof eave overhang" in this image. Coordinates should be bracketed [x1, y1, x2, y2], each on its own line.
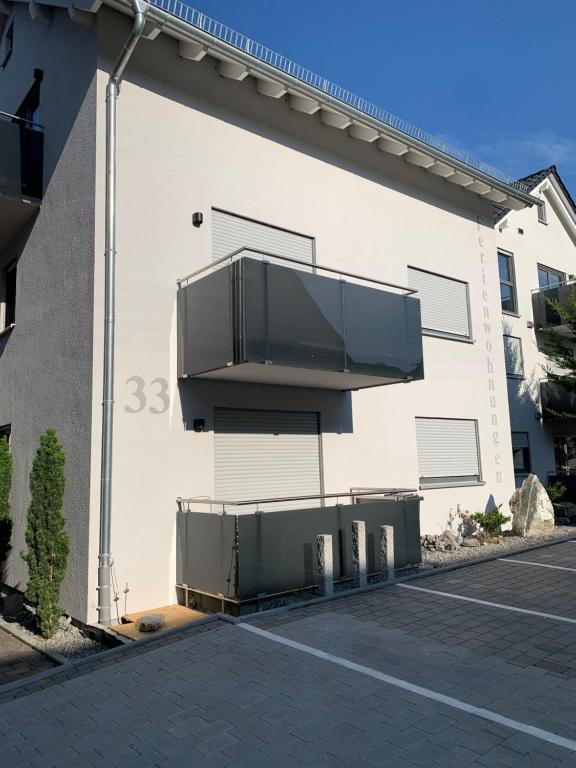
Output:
[8, 0, 537, 209]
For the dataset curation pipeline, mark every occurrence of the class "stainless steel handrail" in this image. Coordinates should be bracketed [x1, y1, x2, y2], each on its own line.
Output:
[531, 279, 576, 294]
[177, 488, 419, 507]
[0, 110, 44, 130]
[177, 247, 417, 295]
[151, 0, 530, 194]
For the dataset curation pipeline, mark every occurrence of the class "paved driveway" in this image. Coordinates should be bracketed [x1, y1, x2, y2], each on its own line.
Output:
[3, 540, 576, 767]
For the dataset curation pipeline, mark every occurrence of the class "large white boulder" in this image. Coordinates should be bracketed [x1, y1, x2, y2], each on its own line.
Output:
[511, 474, 555, 537]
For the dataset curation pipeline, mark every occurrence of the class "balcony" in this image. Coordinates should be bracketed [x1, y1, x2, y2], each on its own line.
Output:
[177, 251, 424, 390]
[540, 379, 576, 421]
[532, 281, 576, 335]
[0, 111, 44, 250]
[176, 490, 421, 611]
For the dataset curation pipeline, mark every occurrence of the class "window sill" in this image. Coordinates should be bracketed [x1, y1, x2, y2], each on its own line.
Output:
[422, 330, 474, 344]
[502, 311, 521, 319]
[506, 374, 524, 381]
[0, 323, 15, 339]
[420, 481, 485, 490]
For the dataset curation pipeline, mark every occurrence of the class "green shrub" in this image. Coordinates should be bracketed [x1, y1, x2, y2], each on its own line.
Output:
[469, 504, 510, 538]
[21, 430, 69, 638]
[0, 436, 13, 564]
[547, 481, 567, 503]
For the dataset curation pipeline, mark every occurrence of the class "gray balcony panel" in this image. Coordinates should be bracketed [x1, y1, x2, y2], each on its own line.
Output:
[177, 256, 424, 390]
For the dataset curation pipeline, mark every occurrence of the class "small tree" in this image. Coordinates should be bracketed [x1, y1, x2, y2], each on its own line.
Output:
[541, 290, 576, 420]
[0, 436, 13, 565]
[22, 430, 69, 638]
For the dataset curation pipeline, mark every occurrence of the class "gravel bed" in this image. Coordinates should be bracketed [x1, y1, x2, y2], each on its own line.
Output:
[0, 604, 108, 661]
[421, 525, 576, 568]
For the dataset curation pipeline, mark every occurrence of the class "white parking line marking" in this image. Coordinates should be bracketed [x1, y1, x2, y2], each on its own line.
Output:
[398, 583, 576, 625]
[238, 622, 576, 753]
[498, 559, 576, 573]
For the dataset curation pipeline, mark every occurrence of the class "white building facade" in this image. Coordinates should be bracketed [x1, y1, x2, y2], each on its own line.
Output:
[0, 0, 539, 622]
[497, 167, 576, 488]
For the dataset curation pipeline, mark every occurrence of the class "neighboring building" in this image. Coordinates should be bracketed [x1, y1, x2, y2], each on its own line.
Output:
[0, 0, 537, 622]
[496, 167, 576, 488]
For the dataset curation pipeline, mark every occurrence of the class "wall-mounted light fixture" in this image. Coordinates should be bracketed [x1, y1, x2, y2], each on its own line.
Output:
[192, 212, 203, 228]
[193, 418, 205, 433]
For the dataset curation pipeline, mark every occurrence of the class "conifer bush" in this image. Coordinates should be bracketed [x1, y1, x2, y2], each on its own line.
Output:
[22, 429, 69, 638]
[0, 435, 13, 565]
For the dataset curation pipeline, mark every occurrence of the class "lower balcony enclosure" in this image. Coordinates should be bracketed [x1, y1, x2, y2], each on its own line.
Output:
[177, 254, 424, 390]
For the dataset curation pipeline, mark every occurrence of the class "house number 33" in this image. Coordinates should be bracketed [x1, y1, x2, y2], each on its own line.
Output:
[125, 376, 169, 414]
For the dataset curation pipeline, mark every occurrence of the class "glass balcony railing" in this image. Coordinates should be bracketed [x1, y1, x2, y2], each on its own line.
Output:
[0, 111, 44, 202]
[540, 379, 576, 421]
[177, 251, 424, 390]
[532, 281, 576, 333]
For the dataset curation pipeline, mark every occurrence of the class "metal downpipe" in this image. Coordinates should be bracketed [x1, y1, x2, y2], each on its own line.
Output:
[98, 0, 148, 626]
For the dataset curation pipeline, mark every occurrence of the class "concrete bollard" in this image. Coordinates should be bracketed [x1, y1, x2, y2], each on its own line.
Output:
[380, 524, 395, 581]
[352, 520, 367, 588]
[316, 534, 334, 597]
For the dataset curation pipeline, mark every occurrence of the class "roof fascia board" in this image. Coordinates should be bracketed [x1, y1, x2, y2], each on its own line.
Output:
[542, 177, 576, 243]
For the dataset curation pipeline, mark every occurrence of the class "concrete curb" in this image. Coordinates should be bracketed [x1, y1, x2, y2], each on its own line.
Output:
[0, 617, 68, 666]
[234, 532, 576, 624]
[0, 613, 224, 703]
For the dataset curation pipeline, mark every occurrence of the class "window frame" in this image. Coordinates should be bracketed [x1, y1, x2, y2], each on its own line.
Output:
[511, 431, 531, 476]
[2, 260, 17, 330]
[537, 263, 565, 290]
[537, 200, 548, 225]
[503, 334, 524, 379]
[407, 266, 473, 343]
[498, 250, 518, 316]
[415, 416, 483, 490]
[0, 20, 13, 70]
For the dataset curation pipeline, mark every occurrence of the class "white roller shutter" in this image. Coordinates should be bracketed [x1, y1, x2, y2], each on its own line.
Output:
[214, 408, 321, 511]
[416, 418, 480, 487]
[408, 268, 471, 339]
[212, 209, 314, 264]
[503, 335, 523, 377]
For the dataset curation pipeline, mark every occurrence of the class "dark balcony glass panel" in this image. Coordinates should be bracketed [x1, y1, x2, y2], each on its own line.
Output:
[343, 280, 423, 380]
[243, 258, 345, 371]
[532, 283, 576, 331]
[177, 264, 234, 377]
[0, 116, 43, 201]
[540, 380, 576, 420]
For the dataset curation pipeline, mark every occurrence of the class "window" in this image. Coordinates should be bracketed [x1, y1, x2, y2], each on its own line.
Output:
[2, 261, 16, 329]
[407, 267, 471, 340]
[554, 436, 576, 475]
[511, 432, 531, 476]
[503, 335, 523, 378]
[1, 22, 13, 69]
[498, 251, 517, 314]
[0, 424, 10, 442]
[538, 201, 548, 225]
[538, 264, 564, 290]
[415, 417, 482, 488]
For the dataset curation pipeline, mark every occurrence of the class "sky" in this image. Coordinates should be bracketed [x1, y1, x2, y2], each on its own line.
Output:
[183, 0, 576, 196]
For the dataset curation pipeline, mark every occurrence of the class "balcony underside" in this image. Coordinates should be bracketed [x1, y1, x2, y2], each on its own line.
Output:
[190, 361, 408, 390]
[0, 195, 39, 251]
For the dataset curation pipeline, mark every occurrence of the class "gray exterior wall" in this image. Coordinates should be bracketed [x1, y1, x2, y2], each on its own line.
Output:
[0, 7, 97, 620]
